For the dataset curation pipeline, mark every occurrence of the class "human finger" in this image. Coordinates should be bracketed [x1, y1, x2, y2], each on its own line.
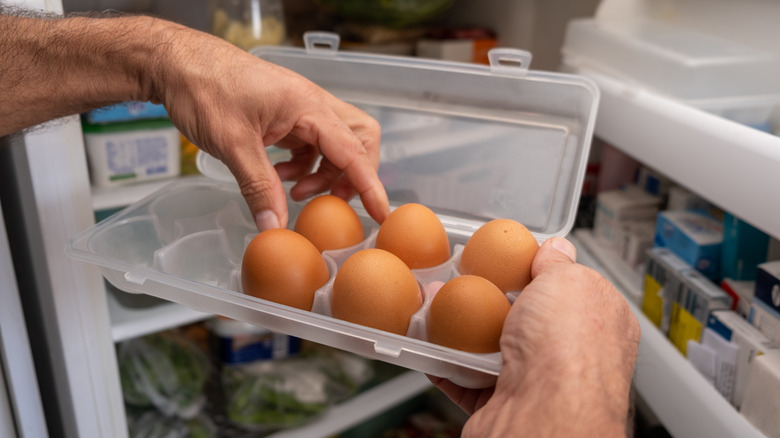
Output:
[329, 173, 356, 201]
[273, 143, 319, 181]
[426, 375, 494, 415]
[288, 156, 342, 201]
[531, 236, 577, 278]
[222, 143, 289, 231]
[290, 112, 389, 224]
[329, 100, 383, 170]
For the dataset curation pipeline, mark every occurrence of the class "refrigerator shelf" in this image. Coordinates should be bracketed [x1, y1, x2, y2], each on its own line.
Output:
[268, 370, 432, 438]
[574, 67, 780, 240]
[91, 177, 183, 212]
[106, 288, 212, 343]
[571, 229, 766, 438]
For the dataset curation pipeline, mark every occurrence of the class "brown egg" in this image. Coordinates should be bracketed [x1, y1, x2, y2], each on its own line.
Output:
[374, 203, 450, 269]
[241, 229, 330, 311]
[427, 275, 511, 353]
[458, 219, 539, 292]
[294, 195, 365, 252]
[331, 248, 422, 335]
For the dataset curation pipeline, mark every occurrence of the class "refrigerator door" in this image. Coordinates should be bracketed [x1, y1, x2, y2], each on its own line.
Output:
[0, 202, 47, 438]
[0, 373, 16, 438]
[1, 122, 127, 438]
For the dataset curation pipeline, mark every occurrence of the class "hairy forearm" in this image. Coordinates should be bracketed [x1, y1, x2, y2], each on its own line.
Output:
[0, 8, 172, 135]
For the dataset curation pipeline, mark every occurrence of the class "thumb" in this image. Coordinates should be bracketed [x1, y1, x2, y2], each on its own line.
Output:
[225, 146, 290, 232]
[531, 236, 577, 278]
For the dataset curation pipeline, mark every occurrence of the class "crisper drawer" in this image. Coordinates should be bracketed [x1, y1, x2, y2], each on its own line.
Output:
[67, 32, 599, 389]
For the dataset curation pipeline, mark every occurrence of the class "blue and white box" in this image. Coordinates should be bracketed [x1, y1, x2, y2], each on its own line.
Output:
[751, 261, 780, 345]
[85, 101, 168, 124]
[654, 210, 723, 281]
[755, 260, 780, 313]
[82, 119, 181, 187]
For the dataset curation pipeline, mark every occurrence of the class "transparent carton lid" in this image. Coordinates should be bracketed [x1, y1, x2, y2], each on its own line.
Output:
[248, 32, 599, 238]
[67, 33, 599, 388]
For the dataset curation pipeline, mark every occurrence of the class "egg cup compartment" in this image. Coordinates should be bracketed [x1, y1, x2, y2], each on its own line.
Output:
[148, 182, 252, 244]
[320, 228, 377, 269]
[153, 229, 240, 289]
[87, 216, 166, 270]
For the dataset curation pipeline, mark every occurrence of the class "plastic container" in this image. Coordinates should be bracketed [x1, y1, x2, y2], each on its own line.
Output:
[562, 18, 780, 129]
[84, 101, 168, 124]
[67, 32, 599, 389]
[209, 0, 286, 50]
[207, 317, 301, 364]
[82, 119, 181, 187]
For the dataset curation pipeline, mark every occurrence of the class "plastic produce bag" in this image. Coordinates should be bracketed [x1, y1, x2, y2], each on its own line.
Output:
[222, 347, 373, 431]
[119, 332, 211, 419]
[127, 409, 215, 438]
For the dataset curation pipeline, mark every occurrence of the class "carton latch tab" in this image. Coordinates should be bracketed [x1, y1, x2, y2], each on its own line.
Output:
[304, 31, 340, 54]
[488, 48, 532, 76]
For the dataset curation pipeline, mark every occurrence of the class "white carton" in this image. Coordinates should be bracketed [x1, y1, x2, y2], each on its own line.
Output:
[83, 120, 181, 187]
[707, 310, 778, 408]
[740, 351, 780, 438]
[593, 185, 661, 251]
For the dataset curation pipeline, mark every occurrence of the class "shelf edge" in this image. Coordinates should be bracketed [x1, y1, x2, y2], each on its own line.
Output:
[577, 67, 780, 240]
[267, 370, 433, 438]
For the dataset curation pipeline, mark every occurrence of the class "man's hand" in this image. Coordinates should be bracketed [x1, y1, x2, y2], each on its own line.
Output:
[150, 23, 389, 230]
[431, 237, 641, 437]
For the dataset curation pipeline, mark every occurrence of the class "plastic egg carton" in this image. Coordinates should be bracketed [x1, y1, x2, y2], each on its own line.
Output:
[70, 177, 503, 388]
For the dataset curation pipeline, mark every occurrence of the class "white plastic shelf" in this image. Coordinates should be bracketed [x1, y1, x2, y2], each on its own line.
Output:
[571, 229, 766, 438]
[268, 370, 432, 438]
[107, 289, 212, 343]
[575, 67, 780, 241]
[91, 176, 195, 212]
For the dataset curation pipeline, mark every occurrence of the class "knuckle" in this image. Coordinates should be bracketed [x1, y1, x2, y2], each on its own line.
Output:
[240, 178, 276, 205]
[360, 116, 382, 140]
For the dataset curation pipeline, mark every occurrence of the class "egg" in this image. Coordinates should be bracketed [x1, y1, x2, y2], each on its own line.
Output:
[374, 203, 450, 269]
[458, 219, 539, 292]
[427, 275, 511, 353]
[294, 195, 365, 252]
[331, 248, 423, 335]
[241, 229, 330, 311]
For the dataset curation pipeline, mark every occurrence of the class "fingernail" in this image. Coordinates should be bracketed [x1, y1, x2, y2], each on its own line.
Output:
[255, 210, 280, 231]
[551, 237, 576, 262]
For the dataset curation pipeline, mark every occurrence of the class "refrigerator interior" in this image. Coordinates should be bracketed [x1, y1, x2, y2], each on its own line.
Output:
[3, 0, 779, 437]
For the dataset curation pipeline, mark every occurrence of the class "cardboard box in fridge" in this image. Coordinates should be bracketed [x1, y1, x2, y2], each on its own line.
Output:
[66, 32, 599, 389]
[707, 310, 779, 408]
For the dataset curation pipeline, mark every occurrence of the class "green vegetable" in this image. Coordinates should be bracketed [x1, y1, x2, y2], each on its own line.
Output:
[316, 0, 454, 28]
[223, 367, 328, 429]
[118, 332, 211, 417]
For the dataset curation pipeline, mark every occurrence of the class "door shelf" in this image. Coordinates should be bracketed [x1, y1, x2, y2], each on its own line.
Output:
[571, 229, 766, 438]
[574, 67, 780, 240]
[91, 176, 197, 212]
